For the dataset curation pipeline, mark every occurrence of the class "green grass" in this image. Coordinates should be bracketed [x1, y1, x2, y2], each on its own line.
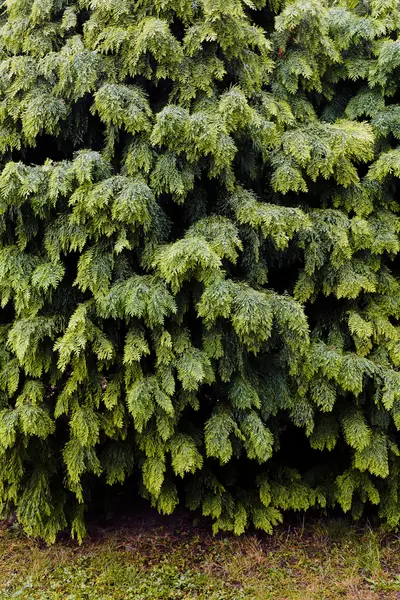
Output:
[1, 515, 400, 599]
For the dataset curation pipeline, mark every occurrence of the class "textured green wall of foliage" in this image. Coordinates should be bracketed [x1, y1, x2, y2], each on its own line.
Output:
[0, 0, 400, 542]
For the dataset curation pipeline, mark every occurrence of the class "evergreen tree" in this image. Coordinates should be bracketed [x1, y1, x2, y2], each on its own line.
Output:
[0, 0, 400, 542]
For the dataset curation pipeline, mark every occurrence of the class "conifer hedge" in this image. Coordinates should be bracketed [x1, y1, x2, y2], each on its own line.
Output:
[1, 0, 400, 542]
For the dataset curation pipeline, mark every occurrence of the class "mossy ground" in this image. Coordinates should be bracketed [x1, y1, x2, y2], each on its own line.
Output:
[1, 511, 400, 599]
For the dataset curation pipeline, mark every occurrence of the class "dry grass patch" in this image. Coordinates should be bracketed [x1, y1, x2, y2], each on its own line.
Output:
[1, 515, 400, 599]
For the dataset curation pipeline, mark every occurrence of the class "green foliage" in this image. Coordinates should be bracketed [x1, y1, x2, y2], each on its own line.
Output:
[1, 0, 400, 542]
